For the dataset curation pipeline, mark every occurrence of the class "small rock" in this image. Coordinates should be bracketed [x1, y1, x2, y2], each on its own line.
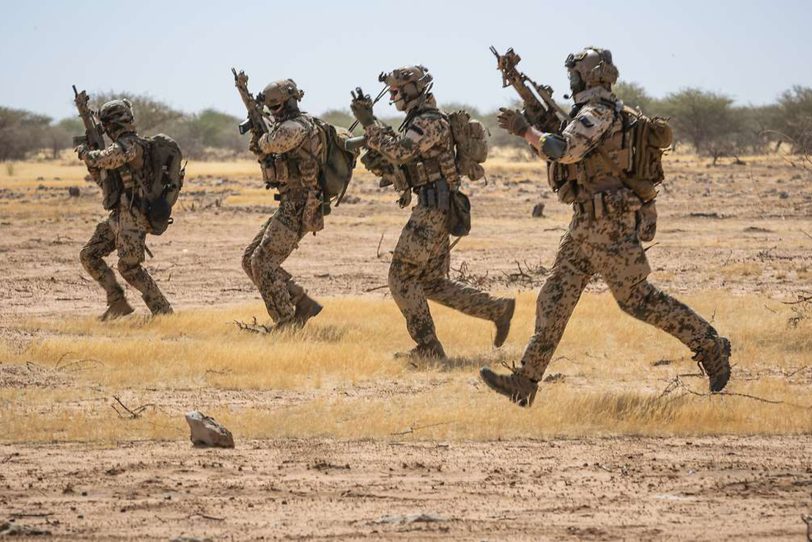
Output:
[185, 411, 234, 448]
[531, 202, 545, 217]
[68, 187, 80, 197]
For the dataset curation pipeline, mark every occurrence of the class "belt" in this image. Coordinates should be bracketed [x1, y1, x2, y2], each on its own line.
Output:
[574, 190, 637, 219]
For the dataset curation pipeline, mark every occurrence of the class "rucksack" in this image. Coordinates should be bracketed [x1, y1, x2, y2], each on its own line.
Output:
[139, 133, 184, 235]
[311, 117, 357, 209]
[447, 110, 488, 181]
[617, 106, 673, 202]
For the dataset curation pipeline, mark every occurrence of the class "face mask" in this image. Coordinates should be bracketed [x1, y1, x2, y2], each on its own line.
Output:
[568, 69, 585, 95]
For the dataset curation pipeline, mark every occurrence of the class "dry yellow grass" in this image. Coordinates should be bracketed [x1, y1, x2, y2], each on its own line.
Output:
[2, 292, 810, 444]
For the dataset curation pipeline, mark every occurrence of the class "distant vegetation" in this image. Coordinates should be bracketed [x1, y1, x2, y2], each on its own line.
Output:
[1, 84, 810, 161]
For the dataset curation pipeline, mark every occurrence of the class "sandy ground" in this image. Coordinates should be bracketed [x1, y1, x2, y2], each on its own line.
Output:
[2, 436, 811, 540]
[1, 153, 811, 540]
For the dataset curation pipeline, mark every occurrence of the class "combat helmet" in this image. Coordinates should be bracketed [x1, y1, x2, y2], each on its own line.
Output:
[379, 65, 433, 112]
[99, 99, 135, 137]
[258, 79, 304, 118]
[565, 47, 619, 94]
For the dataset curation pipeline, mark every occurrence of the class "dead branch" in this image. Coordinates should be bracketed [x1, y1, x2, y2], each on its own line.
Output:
[801, 230, 812, 241]
[781, 294, 812, 305]
[660, 375, 812, 408]
[365, 284, 389, 293]
[233, 317, 274, 334]
[112, 396, 155, 419]
[376, 233, 384, 258]
[391, 421, 453, 436]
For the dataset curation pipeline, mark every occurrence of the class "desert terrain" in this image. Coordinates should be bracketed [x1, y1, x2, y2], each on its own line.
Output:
[1, 150, 810, 540]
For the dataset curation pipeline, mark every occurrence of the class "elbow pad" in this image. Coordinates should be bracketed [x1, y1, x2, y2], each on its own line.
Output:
[540, 134, 568, 161]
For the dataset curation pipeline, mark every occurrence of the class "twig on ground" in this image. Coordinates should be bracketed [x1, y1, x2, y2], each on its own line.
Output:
[660, 375, 812, 408]
[365, 284, 388, 293]
[234, 317, 274, 334]
[1, 452, 20, 464]
[391, 421, 453, 436]
[111, 396, 155, 419]
[376, 233, 384, 258]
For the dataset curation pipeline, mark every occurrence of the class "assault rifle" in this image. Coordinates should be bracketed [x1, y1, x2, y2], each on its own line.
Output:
[72, 85, 122, 209]
[231, 68, 269, 136]
[231, 68, 277, 186]
[489, 46, 569, 132]
[346, 86, 410, 205]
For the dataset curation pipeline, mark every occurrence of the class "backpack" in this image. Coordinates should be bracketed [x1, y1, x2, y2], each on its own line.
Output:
[139, 133, 184, 235]
[618, 106, 673, 201]
[447, 110, 488, 181]
[311, 117, 357, 209]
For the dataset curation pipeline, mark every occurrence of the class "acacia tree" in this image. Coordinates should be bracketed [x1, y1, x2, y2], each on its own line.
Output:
[773, 86, 812, 154]
[660, 88, 741, 162]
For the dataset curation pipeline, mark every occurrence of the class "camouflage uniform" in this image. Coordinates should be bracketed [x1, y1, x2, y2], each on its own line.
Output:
[242, 111, 324, 325]
[482, 48, 730, 405]
[364, 95, 513, 353]
[79, 132, 172, 316]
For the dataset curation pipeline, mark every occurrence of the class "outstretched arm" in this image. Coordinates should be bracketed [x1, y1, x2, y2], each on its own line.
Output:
[364, 116, 446, 165]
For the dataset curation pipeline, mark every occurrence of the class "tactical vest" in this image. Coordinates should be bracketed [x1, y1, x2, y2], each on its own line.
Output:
[400, 109, 459, 189]
[114, 133, 148, 204]
[548, 100, 669, 204]
[269, 114, 322, 193]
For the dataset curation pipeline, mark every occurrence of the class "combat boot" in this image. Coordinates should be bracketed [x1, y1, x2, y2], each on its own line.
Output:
[493, 298, 515, 348]
[479, 367, 538, 407]
[100, 297, 134, 321]
[143, 292, 173, 317]
[395, 338, 447, 360]
[293, 294, 323, 327]
[693, 336, 731, 392]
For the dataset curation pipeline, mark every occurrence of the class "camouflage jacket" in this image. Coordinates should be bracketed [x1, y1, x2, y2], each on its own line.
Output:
[80, 132, 148, 202]
[256, 113, 322, 192]
[540, 87, 627, 198]
[364, 96, 459, 188]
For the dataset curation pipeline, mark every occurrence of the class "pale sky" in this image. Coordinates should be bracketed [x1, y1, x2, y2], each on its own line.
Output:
[1, 0, 809, 121]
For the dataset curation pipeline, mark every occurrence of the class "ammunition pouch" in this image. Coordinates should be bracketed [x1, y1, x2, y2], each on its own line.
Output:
[547, 162, 579, 204]
[573, 189, 642, 220]
[636, 199, 657, 242]
[101, 173, 123, 210]
[404, 157, 444, 188]
[417, 178, 451, 211]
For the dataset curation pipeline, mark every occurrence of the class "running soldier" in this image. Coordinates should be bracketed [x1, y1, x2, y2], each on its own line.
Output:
[77, 99, 174, 319]
[480, 47, 732, 406]
[350, 65, 515, 359]
[242, 79, 324, 328]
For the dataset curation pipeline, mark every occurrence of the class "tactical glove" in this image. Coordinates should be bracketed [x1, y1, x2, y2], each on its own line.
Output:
[497, 107, 530, 137]
[350, 88, 376, 128]
[74, 144, 89, 160]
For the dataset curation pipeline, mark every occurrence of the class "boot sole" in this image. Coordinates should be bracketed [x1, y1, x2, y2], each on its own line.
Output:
[493, 299, 516, 348]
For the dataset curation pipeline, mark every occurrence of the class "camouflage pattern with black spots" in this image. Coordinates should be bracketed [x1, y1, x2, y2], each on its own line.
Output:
[517, 193, 718, 381]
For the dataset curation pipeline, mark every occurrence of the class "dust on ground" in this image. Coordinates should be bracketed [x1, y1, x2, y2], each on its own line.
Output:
[2, 436, 811, 540]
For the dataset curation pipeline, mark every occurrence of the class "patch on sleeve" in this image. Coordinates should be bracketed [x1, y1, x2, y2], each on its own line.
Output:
[579, 116, 595, 128]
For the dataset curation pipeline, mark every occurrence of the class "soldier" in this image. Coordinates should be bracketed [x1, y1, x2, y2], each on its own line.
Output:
[480, 47, 731, 406]
[242, 79, 323, 328]
[350, 65, 515, 359]
[77, 99, 173, 319]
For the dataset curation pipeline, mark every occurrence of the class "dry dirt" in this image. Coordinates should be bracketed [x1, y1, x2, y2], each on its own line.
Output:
[2, 436, 811, 540]
[1, 153, 811, 540]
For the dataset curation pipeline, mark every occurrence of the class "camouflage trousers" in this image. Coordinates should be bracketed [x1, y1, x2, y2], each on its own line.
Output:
[389, 204, 507, 346]
[79, 204, 171, 313]
[242, 195, 309, 324]
[518, 199, 718, 382]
